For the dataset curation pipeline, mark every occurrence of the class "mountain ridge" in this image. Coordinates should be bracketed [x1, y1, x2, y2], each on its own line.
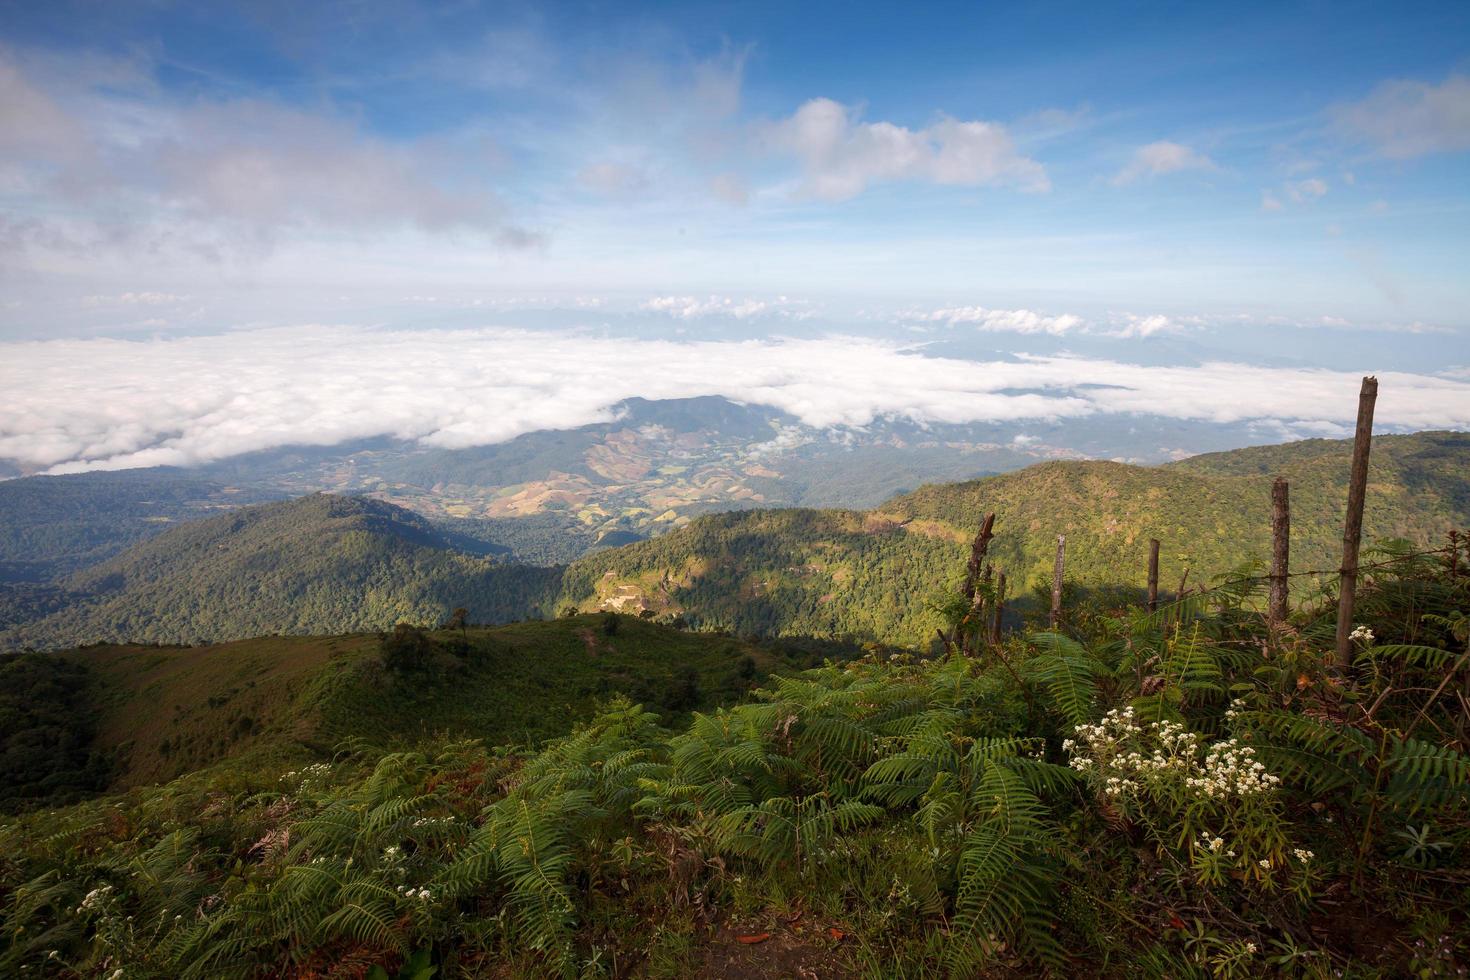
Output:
[2, 430, 1465, 652]
[1, 494, 560, 652]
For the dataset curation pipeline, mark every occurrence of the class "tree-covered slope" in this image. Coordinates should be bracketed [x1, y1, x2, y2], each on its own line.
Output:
[0, 470, 278, 583]
[555, 432, 1470, 646]
[13, 615, 818, 797]
[0, 495, 561, 652]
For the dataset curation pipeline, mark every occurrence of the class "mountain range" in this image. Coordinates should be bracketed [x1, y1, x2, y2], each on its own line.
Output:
[1, 396, 1334, 570]
[3, 428, 1465, 653]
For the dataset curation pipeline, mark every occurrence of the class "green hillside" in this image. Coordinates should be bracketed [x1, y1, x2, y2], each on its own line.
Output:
[2, 536, 1466, 977]
[3, 615, 808, 804]
[0, 495, 561, 652]
[556, 431, 1470, 646]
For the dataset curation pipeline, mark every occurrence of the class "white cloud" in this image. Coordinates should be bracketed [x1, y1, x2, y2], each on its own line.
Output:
[913, 305, 1084, 336]
[763, 98, 1049, 201]
[709, 173, 749, 205]
[1261, 177, 1328, 211]
[81, 292, 189, 307]
[1287, 177, 1328, 202]
[1112, 141, 1216, 185]
[2, 326, 1467, 473]
[1334, 73, 1470, 158]
[640, 295, 811, 319]
[0, 48, 537, 261]
[1106, 314, 1180, 338]
[578, 161, 650, 198]
[906, 306, 1188, 339]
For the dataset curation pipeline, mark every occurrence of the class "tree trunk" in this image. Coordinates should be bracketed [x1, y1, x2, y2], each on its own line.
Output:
[1146, 538, 1160, 613]
[1335, 376, 1378, 669]
[1050, 535, 1065, 629]
[962, 513, 997, 602]
[990, 571, 1006, 645]
[1269, 477, 1290, 628]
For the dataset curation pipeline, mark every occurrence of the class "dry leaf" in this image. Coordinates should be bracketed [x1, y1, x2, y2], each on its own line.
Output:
[736, 933, 771, 944]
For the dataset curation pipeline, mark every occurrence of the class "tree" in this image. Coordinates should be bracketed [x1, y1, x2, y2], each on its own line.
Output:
[380, 623, 433, 674]
[446, 606, 469, 645]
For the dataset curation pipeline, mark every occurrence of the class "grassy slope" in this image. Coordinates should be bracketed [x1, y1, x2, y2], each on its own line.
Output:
[556, 432, 1470, 647]
[60, 615, 785, 791]
[2, 494, 560, 652]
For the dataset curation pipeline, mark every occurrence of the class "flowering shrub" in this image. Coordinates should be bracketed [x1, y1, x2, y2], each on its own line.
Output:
[1063, 706, 1301, 888]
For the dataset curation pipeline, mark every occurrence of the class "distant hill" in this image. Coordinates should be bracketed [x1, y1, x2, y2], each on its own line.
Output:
[554, 431, 1470, 646]
[0, 470, 280, 583]
[0, 495, 560, 652]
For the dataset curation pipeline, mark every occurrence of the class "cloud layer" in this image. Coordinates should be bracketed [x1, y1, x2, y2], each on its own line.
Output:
[2, 326, 1466, 474]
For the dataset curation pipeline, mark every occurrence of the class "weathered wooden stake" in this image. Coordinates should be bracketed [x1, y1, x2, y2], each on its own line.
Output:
[1335, 376, 1378, 669]
[1146, 539, 1160, 613]
[1050, 535, 1065, 628]
[1269, 477, 1290, 628]
[989, 571, 1007, 645]
[962, 513, 997, 602]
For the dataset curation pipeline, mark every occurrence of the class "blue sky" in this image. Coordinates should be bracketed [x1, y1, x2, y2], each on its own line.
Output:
[1, 1, 1468, 472]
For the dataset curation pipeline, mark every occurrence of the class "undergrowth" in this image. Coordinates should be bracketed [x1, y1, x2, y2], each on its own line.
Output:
[2, 539, 1467, 977]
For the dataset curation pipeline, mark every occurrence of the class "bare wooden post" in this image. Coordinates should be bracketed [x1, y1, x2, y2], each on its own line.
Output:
[989, 571, 1006, 645]
[1269, 477, 1290, 628]
[1146, 539, 1160, 613]
[962, 513, 997, 602]
[1335, 376, 1378, 669]
[1049, 535, 1065, 628]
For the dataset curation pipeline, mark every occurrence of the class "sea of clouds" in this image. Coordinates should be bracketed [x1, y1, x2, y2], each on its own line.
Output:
[3, 325, 1468, 474]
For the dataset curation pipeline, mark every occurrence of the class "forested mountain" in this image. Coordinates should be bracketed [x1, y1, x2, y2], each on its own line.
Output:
[555, 431, 1470, 646]
[0, 471, 279, 583]
[0, 495, 560, 652]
